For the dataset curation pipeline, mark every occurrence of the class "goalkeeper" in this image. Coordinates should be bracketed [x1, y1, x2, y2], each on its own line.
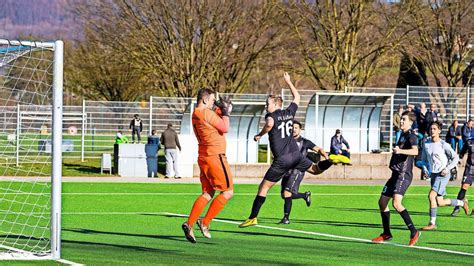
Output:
[181, 89, 233, 244]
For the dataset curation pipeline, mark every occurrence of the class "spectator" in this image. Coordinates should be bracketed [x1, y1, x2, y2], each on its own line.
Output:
[461, 118, 473, 143]
[416, 102, 428, 136]
[147, 129, 160, 145]
[161, 123, 182, 179]
[406, 104, 418, 130]
[115, 131, 129, 144]
[129, 114, 143, 144]
[425, 104, 439, 133]
[414, 132, 430, 180]
[446, 120, 463, 153]
[330, 129, 350, 159]
[393, 105, 404, 144]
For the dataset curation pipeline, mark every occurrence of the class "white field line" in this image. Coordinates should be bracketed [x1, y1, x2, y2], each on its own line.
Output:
[1, 192, 472, 197]
[57, 258, 83, 266]
[57, 211, 474, 257]
[164, 212, 474, 257]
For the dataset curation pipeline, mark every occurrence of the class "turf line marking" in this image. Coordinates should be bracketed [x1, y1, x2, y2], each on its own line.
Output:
[57, 258, 83, 266]
[163, 212, 474, 257]
[30, 192, 474, 197]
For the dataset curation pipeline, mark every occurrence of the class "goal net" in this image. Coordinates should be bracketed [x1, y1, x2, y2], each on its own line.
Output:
[0, 39, 63, 260]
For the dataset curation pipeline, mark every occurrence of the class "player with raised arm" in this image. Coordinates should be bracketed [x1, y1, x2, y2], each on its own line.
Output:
[372, 111, 421, 246]
[420, 121, 466, 230]
[239, 72, 338, 228]
[278, 120, 334, 224]
[181, 88, 233, 243]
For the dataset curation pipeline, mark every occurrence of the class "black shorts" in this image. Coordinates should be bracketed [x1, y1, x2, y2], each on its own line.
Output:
[381, 172, 413, 197]
[264, 151, 313, 182]
[462, 166, 474, 185]
[281, 169, 305, 194]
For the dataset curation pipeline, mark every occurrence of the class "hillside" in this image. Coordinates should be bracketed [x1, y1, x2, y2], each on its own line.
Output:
[0, 0, 80, 40]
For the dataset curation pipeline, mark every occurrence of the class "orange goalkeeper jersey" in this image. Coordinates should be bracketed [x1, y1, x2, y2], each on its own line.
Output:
[192, 107, 230, 156]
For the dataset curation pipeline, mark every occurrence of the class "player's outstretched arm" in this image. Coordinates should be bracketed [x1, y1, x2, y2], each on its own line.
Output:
[284, 72, 300, 106]
[254, 117, 274, 141]
[313, 146, 329, 160]
[393, 145, 418, 156]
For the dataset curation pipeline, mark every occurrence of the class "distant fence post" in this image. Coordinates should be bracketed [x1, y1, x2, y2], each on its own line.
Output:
[149, 96, 153, 134]
[389, 94, 394, 149]
[81, 99, 85, 162]
[406, 85, 410, 105]
[467, 87, 471, 119]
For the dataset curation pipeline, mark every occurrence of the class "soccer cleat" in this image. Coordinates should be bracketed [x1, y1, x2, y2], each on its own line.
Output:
[462, 199, 469, 215]
[338, 155, 351, 165]
[451, 207, 460, 216]
[278, 217, 290, 225]
[409, 231, 421, 247]
[471, 209, 474, 216]
[329, 154, 340, 164]
[181, 222, 196, 243]
[305, 191, 312, 207]
[372, 234, 393, 243]
[239, 218, 258, 228]
[422, 224, 437, 231]
[196, 218, 211, 239]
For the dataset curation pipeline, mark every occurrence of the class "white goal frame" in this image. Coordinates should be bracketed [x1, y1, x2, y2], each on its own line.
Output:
[0, 39, 63, 260]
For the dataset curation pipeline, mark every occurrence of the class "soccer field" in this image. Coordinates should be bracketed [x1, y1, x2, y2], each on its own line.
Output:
[4, 182, 474, 265]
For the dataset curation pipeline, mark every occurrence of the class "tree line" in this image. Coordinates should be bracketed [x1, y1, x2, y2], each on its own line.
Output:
[61, 0, 473, 101]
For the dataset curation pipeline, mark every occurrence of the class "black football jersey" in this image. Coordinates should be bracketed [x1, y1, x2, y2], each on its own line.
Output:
[389, 130, 418, 176]
[295, 136, 316, 157]
[266, 102, 299, 159]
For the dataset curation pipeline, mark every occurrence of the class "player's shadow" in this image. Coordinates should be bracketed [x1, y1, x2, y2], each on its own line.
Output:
[249, 217, 474, 234]
[63, 228, 215, 245]
[62, 239, 178, 253]
[426, 242, 474, 247]
[211, 229, 372, 246]
[321, 206, 454, 217]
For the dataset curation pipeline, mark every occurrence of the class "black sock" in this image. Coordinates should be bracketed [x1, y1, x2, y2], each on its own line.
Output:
[457, 188, 467, 200]
[283, 197, 292, 218]
[249, 195, 266, 219]
[292, 193, 306, 199]
[381, 211, 391, 235]
[455, 188, 467, 210]
[317, 160, 332, 171]
[398, 209, 417, 237]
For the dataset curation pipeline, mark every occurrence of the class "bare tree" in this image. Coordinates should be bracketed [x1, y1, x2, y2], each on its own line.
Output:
[400, 0, 473, 121]
[65, 31, 148, 102]
[282, 1, 415, 91]
[404, 0, 473, 87]
[70, 0, 282, 98]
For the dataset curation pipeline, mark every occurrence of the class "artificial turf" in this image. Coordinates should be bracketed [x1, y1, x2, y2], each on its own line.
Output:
[2, 182, 474, 265]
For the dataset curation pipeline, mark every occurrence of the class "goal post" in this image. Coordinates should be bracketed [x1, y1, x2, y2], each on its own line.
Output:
[0, 39, 63, 260]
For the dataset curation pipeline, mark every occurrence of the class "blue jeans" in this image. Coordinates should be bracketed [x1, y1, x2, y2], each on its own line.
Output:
[448, 137, 462, 153]
[415, 160, 430, 176]
[395, 130, 402, 145]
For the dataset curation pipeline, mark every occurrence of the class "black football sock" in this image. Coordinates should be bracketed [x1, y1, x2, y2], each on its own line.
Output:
[283, 197, 292, 218]
[399, 209, 417, 237]
[292, 193, 306, 199]
[454, 188, 467, 210]
[381, 211, 391, 235]
[249, 195, 266, 219]
[317, 160, 332, 171]
[457, 188, 467, 200]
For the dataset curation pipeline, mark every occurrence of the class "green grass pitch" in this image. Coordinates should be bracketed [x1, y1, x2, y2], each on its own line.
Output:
[3, 183, 474, 265]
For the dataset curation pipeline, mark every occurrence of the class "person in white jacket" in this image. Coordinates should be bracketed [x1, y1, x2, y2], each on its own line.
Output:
[421, 121, 469, 230]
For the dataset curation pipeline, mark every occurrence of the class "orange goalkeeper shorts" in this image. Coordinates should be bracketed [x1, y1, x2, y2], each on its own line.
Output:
[198, 154, 233, 192]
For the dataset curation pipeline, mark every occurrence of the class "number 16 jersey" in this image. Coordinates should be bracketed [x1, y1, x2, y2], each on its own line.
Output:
[266, 102, 299, 159]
